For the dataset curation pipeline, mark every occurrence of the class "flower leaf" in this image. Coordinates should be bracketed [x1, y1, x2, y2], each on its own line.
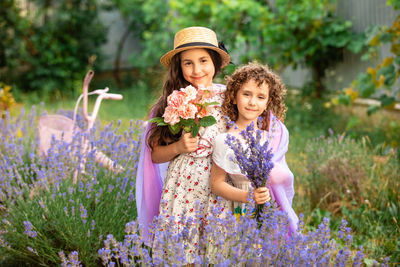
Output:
[199, 116, 216, 127]
[191, 124, 200, 137]
[149, 117, 164, 123]
[168, 124, 181, 135]
[180, 118, 195, 126]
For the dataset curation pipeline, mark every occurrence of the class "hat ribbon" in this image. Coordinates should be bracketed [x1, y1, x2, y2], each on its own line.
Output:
[218, 41, 229, 55]
[175, 41, 230, 56]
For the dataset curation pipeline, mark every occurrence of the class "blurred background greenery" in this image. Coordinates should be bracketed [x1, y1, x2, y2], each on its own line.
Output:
[1, 0, 399, 264]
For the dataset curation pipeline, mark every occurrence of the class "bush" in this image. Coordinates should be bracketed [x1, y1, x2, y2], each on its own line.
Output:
[0, 107, 141, 265]
[99, 201, 371, 266]
[1, 0, 106, 98]
[295, 132, 399, 263]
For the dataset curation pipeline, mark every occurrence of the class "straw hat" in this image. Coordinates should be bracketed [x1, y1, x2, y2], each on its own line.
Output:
[160, 26, 231, 68]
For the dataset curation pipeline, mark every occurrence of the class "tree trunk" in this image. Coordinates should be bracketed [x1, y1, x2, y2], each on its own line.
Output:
[313, 66, 324, 98]
[113, 22, 132, 88]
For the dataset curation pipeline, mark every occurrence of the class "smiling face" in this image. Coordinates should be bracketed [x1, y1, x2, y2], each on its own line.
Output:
[234, 79, 270, 129]
[180, 48, 215, 88]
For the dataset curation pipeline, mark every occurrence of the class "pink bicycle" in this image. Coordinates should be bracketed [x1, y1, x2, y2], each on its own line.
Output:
[38, 70, 124, 183]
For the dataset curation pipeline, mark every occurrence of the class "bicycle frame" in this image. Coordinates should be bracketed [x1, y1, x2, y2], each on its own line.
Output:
[73, 70, 124, 183]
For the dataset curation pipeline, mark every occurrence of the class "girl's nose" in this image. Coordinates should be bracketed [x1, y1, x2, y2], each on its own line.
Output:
[193, 63, 201, 74]
[249, 96, 256, 105]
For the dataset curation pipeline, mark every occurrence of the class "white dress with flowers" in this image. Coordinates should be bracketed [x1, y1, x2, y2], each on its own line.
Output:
[211, 132, 257, 218]
[156, 84, 227, 262]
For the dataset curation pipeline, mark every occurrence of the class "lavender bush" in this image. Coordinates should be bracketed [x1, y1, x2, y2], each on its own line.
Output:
[0, 107, 390, 266]
[99, 199, 383, 266]
[0, 107, 142, 265]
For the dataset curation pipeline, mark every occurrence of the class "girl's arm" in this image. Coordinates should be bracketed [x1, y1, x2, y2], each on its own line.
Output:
[151, 132, 198, 163]
[210, 162, 270, 204]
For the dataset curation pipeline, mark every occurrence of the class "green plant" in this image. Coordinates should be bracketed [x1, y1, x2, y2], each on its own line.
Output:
[296, 133, 399, 264]
[336, 0, 400, 115]
[1, 0, 107, 99]
[0, 0, 30, 85]
[263, 0, 365, 98]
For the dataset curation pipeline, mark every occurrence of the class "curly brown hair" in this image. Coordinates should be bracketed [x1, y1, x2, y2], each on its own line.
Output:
[147, 48, 222, 149]
[222, 62, 287, 130]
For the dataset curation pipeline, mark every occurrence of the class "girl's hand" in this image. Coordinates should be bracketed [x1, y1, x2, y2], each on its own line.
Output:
[253, 187, 271, 205]
[175, 132, 198, 154]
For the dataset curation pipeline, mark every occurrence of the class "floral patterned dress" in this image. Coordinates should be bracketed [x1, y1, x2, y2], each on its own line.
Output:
[155, 84, 227, 263]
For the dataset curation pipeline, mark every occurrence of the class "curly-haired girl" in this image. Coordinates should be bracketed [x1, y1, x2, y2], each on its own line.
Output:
[210, 62, 298, 234]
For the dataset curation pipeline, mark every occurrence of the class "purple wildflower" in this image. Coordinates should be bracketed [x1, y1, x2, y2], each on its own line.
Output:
[224, 121, 274, 221]
[23, 221, 37, 238]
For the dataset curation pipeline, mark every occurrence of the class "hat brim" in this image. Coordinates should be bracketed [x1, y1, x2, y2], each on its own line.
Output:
[160, 45, 231, 68]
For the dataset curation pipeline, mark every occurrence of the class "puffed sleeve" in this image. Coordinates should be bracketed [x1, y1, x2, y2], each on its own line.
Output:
[212, 133, 243, 176]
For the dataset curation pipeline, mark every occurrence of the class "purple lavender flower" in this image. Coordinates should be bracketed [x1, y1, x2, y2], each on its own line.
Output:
[23, 221, 37, 238]
[225, 121, 274, 188]
[225, 121, 274, 221]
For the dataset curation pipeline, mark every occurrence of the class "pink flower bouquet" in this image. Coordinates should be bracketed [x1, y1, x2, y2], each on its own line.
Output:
[149, 85, 219, 137]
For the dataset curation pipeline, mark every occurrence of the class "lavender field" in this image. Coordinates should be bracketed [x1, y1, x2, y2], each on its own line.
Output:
[0, 103, 398, 266]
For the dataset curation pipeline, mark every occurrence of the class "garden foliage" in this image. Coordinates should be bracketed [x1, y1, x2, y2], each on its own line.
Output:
[337, 0, 400, 114]
[101, 0, 364, 98]
[290, 131, 399, 264]
[0, 0, 106, 98]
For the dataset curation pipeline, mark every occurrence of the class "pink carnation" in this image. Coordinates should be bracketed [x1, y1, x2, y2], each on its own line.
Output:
[163, 106, 180, 125]
[177, 103, 197, 120]
[167, 90, 186, 108]
[181, 85, 197, 102]
[196, 85, 217, 101]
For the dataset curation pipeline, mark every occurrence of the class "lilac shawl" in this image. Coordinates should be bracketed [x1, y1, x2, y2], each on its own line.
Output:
[268, 113, 298, 234]
[135, 119, 169, 243]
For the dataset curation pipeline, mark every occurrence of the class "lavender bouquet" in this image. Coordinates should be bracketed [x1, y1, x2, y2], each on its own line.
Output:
[225, 121, 274, 222]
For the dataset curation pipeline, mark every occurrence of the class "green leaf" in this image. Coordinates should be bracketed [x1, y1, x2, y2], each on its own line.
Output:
[379, 32, 394, 43]
[377, 64, 396, 86]
[338, 94, 351, 105]
[199, 116, 217, 127]
[168, 124, 181, 135]
[191, 124, 200, 137]
[180, 118, 195, 126]
[380, 95, 396, 107]
[347, 34, 365, 53]
[149, 117, 164, 123]
[357, 73, 376, 98]
[367, 105, 379, 115]
[394, 55, 400, 66]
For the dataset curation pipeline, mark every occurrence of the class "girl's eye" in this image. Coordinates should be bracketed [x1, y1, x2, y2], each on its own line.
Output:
[201, 59, 208, 63]
[258, 96, 265, 99]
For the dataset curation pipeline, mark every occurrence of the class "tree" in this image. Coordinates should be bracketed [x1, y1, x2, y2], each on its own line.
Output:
[336, 0, 400, 114]
[262, 0, 365, 98]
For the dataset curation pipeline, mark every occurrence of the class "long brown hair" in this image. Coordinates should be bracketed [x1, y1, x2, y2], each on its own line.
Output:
[222, 62, 287, 130]
[147, 48, 222, 148]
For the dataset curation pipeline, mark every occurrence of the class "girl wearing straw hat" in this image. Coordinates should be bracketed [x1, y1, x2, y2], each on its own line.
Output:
[135, 26, 231, 263]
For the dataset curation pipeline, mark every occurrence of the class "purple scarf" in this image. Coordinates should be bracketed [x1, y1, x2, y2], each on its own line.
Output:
[135, 117, 169, 243]
[268, 113, 298, 234]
